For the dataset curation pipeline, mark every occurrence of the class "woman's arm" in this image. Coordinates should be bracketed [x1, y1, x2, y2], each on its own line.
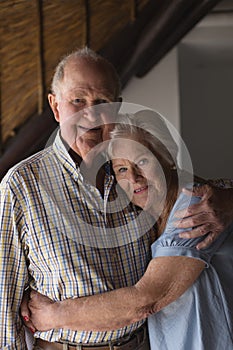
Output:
[27, 256, 204, 332]
[24, 183, 232, 332]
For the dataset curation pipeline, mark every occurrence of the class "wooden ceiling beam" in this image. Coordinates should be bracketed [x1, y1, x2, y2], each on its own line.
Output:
[135, 0, 221, 77]
[0, 105, 57, 179]
[101, 0, 221, 86]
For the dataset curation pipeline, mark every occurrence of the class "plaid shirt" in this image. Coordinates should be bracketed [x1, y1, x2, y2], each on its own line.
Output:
[0, 132, 155, 349]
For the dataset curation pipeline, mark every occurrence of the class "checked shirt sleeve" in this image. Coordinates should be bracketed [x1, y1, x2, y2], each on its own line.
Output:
[0, 177, 29, 349]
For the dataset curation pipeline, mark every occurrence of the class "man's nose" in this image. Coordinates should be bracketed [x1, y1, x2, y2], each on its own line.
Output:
[83, 104, 99, 122]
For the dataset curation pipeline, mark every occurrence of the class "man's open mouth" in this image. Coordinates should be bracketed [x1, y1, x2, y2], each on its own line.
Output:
[78, 126, 101, 132]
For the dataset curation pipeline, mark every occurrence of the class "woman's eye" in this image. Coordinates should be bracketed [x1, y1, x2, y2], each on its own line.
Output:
[95, 99, 108, 104]
[118, 167, 128, 173]
[138, 158, 148, 167]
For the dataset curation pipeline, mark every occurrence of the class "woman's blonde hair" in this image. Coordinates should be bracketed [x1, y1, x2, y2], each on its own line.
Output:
[108, 109, 178, 169]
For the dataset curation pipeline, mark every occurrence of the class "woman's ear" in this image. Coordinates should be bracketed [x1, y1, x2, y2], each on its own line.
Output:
[48, 93, 60, 122]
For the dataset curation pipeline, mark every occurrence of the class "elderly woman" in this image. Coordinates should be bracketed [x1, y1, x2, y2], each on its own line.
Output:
[24, 111, 233, 349]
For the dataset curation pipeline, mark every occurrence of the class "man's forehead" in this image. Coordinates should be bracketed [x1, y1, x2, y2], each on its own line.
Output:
[68, 57, 113, 82]
[62, 59, 116, 96]
[65, 57, 110, 80]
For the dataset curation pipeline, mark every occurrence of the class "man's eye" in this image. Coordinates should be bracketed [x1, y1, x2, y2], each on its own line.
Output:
[95, 99, 108, 105]
[73, 99, 85, 105]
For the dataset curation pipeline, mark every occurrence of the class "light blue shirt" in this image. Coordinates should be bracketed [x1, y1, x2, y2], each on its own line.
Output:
[148, 188, 233, 350]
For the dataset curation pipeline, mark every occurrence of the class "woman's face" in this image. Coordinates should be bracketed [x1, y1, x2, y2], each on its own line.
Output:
[112, 138, 167, 215]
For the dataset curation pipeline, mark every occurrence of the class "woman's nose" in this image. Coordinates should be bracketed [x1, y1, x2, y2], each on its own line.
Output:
[128, 167, 141, 183]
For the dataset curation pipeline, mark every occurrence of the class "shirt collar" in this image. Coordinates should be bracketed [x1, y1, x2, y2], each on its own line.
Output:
[53, 130, 80, 175]
[53, 130, 113, 183]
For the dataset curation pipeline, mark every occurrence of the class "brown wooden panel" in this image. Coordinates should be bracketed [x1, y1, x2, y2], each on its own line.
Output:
[42, 0, 86, 91]
[137, 0, 150, 13]
[89, 0, 132, 51]
[0, 0, 219, 177]
[0, 0, 39, 144]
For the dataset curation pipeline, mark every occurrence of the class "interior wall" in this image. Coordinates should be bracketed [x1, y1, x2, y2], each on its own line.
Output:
[123, 3, 233, 180]
[178, 12, 233, 179]
[122, 48, 180, 132]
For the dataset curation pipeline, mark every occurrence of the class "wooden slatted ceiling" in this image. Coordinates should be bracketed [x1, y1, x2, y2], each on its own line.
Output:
[0, 0, 149, 147]
[0, 1, 39, 142]
[0, 0, 221, 179]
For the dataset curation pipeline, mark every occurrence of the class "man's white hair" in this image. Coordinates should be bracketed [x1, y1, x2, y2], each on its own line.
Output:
[51, 47, 121, 97]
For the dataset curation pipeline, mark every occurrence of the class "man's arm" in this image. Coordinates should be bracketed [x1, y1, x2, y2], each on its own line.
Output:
[176, 181, 233, 249]
[0, 180, 29, 349]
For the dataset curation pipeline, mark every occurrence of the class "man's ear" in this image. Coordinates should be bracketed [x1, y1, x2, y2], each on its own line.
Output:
[48, 93, 60, 122]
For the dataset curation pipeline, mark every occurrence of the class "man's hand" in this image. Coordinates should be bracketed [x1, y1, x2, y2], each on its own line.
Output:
[175, 184, 233, 250]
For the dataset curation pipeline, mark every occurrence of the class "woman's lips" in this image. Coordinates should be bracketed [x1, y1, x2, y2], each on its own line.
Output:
[134, 186, 148, 194]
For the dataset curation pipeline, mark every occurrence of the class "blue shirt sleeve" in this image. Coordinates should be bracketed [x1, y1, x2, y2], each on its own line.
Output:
[151, 187, 231, 267]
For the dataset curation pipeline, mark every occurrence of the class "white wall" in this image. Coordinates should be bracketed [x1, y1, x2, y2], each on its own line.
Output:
[122, 3, 233, 179]
[178, 11, 233, 179]
[122, 48, 180, 132]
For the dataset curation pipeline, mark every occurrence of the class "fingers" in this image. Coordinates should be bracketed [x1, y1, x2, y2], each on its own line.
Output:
[175, 183, 231, 250]
[21, 316, 36, 334]
[175, 211, 214, 230]
[28, 291, 55, 331]
[29, 289, 53, 305]
[179, 224, 211, 239]
[175, 192, 211, 222]
[20, 287, 30, 317]
[178, 215, 224, 236]
[175, 202, 207, 219]
[196, 232, 217, 250]
[179, 184, 214, 209]
[187, 184, 210, 197]
[179, 226, 220, 250]
[181, 185, 210, 199]
[178, 221, 224, 250]
[30, 289, 38, 300]
[20, 290, 37, 333]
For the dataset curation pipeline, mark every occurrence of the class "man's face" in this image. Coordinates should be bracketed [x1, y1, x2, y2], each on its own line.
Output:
[49, 57, 120, 160]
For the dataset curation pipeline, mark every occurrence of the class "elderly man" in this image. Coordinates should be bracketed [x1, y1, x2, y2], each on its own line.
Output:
[1, 47, 233, 350]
